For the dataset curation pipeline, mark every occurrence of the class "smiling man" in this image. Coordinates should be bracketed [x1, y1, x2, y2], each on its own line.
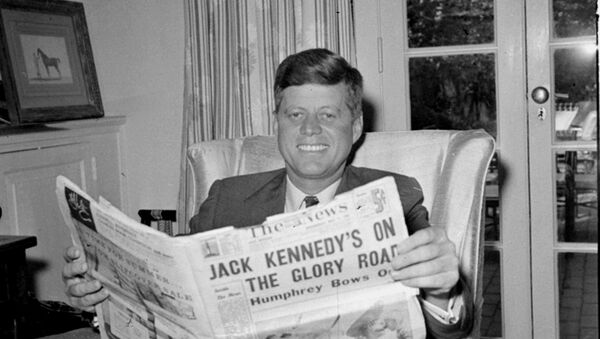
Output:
[62, 48, 473, 338]
[276, 82, 361, 194]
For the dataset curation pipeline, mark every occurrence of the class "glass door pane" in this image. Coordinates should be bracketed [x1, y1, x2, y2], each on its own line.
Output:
[555, 150, 598, 243]
[558, 252, 598, 338]
[552, 1, 597, 38]
[481, 249, 502, 337]
[553, 45, 598, 142]
[408, 53, 497, 137]
[407, 0, 494, 47]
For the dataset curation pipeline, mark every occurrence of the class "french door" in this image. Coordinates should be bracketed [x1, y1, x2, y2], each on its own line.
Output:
[526, 0, 598, 338]
[354, 0, 598, 337]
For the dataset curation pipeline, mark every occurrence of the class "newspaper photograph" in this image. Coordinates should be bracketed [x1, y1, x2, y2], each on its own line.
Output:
[56, 175, 426, 339]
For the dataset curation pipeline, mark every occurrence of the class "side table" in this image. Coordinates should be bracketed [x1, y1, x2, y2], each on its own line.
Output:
[0, 235, 37, 339]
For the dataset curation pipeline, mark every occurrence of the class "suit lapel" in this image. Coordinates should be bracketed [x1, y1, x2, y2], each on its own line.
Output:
[243, 169, 286, 222]
[336, 165, 360, 195]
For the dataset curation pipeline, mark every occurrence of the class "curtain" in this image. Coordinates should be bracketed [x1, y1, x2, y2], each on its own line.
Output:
[178, 0, 356, 234]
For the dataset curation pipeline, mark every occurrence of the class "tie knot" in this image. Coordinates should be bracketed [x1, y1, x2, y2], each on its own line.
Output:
[303, 195, 319, 208]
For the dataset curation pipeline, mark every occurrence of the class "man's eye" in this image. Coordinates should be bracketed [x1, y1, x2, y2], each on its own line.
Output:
[288, 111, 303, 119]
[320, 112, 337, 120]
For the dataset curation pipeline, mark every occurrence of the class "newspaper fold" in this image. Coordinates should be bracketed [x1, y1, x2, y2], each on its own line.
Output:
[56, 175, 426, 339]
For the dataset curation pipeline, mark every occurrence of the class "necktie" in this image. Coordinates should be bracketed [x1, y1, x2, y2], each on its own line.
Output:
[303, 195, 319, 208]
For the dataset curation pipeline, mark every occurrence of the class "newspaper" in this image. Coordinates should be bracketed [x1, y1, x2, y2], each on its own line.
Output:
[56, 175, 427, 339]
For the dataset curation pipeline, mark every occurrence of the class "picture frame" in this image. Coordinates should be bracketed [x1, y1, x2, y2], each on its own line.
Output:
[0, 0, 103, 125]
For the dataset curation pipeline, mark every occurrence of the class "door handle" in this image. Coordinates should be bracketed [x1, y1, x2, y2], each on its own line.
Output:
[531, 86, 550, 120]
[531, 86, 549, 104]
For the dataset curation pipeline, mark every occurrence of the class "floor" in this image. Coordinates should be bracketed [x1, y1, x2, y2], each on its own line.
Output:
[480, 250, 502, 337]
[558, 204, 598, 339]
[558, 253, 598, 339]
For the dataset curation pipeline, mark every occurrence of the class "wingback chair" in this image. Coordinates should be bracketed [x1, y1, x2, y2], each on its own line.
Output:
[186, 129, 495, 338]
[52, 129, 494, 339]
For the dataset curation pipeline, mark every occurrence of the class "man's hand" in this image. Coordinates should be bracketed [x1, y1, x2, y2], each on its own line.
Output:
[390, 226, 459, 309]
[62, 246, 108, 312]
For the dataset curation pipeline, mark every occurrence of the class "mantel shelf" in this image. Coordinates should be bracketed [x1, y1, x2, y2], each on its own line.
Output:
[0, 116, 126, 153]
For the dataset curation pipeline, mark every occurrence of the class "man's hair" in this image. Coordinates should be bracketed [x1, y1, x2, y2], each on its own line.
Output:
[273, 48, 363, 119]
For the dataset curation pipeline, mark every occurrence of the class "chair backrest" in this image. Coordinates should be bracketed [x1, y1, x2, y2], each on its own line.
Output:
[186, 129, 495, 336]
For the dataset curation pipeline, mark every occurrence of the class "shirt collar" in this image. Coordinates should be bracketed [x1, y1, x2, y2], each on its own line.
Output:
[284, 176, 342, 212]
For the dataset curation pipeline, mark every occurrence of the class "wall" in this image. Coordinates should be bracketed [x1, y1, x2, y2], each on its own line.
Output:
[78, 0, 184, 217]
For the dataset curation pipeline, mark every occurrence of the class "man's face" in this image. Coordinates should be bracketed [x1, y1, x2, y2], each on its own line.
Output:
[275, 83, 363, 190]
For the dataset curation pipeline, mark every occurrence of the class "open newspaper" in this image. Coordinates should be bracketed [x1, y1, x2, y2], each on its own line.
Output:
[56, 175, 426, 339]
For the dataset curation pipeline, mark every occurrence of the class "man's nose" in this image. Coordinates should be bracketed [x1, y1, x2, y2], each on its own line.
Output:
[300, 114, 322, 136]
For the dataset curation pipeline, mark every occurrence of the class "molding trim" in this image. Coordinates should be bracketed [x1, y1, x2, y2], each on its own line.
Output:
[0, 116, 126, 152]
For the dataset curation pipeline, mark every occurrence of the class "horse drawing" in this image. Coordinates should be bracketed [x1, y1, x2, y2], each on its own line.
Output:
[33, 52, 41, 78]
[36, 48, 61, 78]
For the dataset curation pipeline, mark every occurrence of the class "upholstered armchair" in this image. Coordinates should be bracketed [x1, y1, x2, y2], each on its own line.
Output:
[51, 129, 493, 339]
[186, 129, 495, 337]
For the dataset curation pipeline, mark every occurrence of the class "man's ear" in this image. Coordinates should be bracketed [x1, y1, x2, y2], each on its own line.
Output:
[352, 115, 364, 143]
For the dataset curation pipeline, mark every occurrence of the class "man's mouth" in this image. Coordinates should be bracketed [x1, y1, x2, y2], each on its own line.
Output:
[297, 144, 328, 151]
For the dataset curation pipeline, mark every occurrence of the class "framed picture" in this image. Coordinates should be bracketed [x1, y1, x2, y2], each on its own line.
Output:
[0, 0, 103, 125]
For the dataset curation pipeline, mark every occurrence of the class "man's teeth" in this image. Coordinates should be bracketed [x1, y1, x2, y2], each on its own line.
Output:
[298, 144, 327, 151]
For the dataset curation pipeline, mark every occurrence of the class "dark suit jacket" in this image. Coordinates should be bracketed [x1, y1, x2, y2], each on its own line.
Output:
[189, 165, 473, 338]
